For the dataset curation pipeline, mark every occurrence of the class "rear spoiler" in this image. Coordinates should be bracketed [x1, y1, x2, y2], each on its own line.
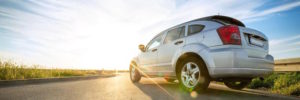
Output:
[194, 15, 245, 27]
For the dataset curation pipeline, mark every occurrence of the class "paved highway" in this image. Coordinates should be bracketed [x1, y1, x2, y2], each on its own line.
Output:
[0, 73, 298, 100]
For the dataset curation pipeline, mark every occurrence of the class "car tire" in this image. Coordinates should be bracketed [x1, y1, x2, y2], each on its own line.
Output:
[165, 78, 176, 83]
[130, 63, 141, 83]
[224, 80, 251, 90]
[177, 56, 210, 92]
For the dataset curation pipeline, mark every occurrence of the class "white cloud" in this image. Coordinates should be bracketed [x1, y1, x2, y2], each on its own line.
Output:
[270, 35, 300, 46]
[269, 34, 300, 59]
[0, 0, 299, 69]
[247, 1, 300, 19]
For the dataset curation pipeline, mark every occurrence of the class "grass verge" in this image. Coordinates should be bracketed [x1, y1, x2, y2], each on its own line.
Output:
[248, 72, 300, 96]
[0, 60, 99, 80]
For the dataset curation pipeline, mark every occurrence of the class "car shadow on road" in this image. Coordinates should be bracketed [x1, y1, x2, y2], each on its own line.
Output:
[133, 79, 284, 100]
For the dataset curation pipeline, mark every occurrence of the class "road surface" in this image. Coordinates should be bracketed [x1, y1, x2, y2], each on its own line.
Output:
[0, 73, 298, 100]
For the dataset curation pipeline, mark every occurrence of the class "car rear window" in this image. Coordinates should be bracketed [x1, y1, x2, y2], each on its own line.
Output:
[188, 25, 205, 36]
[211, 16, 245, 27]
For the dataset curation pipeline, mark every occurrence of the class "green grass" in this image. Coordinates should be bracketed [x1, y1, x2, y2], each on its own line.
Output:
[0, 60, 99, 80]
[248, 72, 300, 96]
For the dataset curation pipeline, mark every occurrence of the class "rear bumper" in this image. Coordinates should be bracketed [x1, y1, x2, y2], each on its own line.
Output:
[210, 67, 272, 78]
[202, 47, 274, 78]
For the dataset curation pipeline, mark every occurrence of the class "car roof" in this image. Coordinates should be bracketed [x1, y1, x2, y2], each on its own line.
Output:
[152, 15, 245, 39]
[190, 15, 245, 27]
[167, 15, 245, 31]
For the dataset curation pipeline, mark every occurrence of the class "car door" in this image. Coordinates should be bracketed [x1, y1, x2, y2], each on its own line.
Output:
[156, 25, 186, 72]
[138, 33, 163, 73]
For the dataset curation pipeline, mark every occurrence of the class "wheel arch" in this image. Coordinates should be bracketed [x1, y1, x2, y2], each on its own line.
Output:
[174, 52, 211, 79]
[172, 43, 214, 79]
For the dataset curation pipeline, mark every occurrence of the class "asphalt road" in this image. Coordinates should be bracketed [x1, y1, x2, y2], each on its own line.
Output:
[0, 73, 298, 100]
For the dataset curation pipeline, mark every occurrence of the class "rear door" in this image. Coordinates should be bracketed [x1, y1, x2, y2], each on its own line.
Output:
[157, 25, 186, 72]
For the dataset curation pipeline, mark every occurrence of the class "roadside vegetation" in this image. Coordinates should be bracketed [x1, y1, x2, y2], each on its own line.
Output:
[248, 72, 300, 96]
[0, 60, 99, 80]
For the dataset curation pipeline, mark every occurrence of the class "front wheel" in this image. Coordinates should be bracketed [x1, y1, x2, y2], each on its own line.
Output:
[130, 64, 141, 83]
[178, 56, 210, 92]
[224, 80, 251, 90]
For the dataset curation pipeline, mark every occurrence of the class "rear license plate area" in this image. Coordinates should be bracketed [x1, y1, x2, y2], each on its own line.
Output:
[249, 36, 264, 47]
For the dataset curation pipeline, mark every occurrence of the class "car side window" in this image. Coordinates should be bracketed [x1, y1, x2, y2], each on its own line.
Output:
[164, 26, 185, 44]
[146, 34, 163, 50]
[188, 25, 205, 36]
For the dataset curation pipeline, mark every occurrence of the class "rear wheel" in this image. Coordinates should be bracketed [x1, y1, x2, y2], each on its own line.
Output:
[177, 56, 210, 92]
[224, 80, 251, 90]
[130, 64, 141, 83]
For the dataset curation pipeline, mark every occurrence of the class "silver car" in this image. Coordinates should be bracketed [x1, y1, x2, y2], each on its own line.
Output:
[130, 15, 274, 91]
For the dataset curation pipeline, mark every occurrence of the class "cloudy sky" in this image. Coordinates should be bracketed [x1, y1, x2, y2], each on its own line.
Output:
[0, 0, 299, 69]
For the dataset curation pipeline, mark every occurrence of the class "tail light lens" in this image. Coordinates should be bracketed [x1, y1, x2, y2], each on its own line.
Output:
[217, 25, 241, 45]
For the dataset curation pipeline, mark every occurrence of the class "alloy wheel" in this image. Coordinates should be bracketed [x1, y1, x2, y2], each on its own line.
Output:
[181, 62, 200, 88]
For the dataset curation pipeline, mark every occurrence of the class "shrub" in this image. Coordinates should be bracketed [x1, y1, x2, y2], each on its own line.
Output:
[248, 72, 280, 89]
[272, 83, 300, 96]
[273, 72, 300, 90]
[248, 72, 300, 96]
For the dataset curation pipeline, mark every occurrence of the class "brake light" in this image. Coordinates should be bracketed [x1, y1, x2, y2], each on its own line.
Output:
[217, 25, 241, 45]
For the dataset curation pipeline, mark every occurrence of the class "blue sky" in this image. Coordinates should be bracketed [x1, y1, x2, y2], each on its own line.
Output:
[0, 0, 299, 69]
[244, 1, 300, 59]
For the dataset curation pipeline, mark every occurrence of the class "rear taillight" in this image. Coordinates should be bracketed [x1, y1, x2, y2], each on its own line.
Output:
[217, 25, 241, 45]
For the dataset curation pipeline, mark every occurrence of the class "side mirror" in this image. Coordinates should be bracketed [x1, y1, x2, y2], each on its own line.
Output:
[138, 44, 145, 52]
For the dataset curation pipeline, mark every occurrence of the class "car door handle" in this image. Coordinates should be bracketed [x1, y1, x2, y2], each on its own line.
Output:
[152, 48, 157, 52]
[174, 40, 183, 45]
